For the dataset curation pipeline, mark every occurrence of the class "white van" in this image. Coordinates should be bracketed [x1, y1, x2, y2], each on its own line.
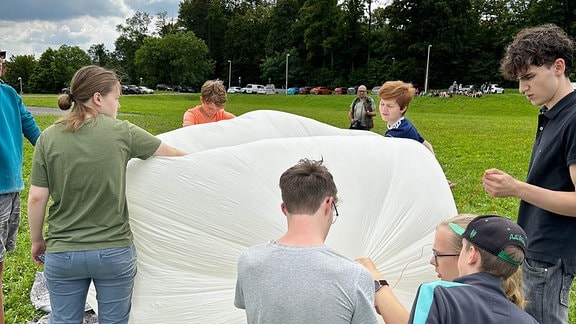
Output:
[241, 84, 265, 94]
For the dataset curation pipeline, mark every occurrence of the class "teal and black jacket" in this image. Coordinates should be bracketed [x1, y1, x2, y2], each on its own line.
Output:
[408, 272, 538, 324]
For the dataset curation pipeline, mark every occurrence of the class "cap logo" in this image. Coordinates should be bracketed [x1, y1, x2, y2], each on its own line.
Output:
[509, 233, 526, 247]
[469, 229, 477, 238]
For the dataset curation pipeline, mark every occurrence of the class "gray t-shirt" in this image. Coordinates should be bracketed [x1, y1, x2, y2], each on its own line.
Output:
[235, 240, 378, 324]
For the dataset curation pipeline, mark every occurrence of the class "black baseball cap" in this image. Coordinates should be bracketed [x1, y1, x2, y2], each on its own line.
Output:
[449, 214, 527, 266]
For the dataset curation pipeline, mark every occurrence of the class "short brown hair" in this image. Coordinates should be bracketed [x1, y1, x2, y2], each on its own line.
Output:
[279, 159, 338, 215]
[501, 24, 574, 80]
[201, 80, 227, 106]
[377, 81, 416, 113]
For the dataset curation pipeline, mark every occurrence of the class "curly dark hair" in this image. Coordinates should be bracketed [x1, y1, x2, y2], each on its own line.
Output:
[500, 24, 574, 80]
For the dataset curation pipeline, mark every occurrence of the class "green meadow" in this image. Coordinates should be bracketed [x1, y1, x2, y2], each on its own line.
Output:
[8, 91, 575, 322]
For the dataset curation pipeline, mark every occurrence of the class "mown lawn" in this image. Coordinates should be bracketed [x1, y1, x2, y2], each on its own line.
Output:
[9, 91, 575, 322]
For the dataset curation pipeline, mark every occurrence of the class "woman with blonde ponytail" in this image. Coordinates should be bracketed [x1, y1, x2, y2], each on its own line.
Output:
[27, 65, 185, 323]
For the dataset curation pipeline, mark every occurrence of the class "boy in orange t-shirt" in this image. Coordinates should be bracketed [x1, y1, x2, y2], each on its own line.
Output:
[182, 80, 235, 126]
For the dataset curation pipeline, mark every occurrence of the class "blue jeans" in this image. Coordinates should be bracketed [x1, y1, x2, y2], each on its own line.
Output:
[522, 258, 573, 324]
[44, 244, 137, 324]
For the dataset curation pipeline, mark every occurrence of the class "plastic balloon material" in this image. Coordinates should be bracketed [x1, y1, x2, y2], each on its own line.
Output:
[87, 110, 457, 323]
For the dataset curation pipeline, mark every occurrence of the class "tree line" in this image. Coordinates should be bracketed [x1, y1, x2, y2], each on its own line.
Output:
[2, 0, 575, 94]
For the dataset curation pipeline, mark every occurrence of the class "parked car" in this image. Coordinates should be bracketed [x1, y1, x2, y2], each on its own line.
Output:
[347, 86, 358, 94]
[286, 87, 299, 95]
[310, 86, 331, 95]
[333, 87, 347, 94]
[241, 84, 265, 94]
[256, 85, 267, 94]
[460, 84, 475, 92]
[264, 84, 276, 94]
[371, 86, 381, 95]
[174, 85, 195, 93]
[156, 84, 173, 91]
[61, 87, 70, 94]
[124, 84, 141, 94]
[139, 86, 154, 94]
[489, 84, 504, 94]
[299, 86, 312, 94]
[227, 86, 242, 94]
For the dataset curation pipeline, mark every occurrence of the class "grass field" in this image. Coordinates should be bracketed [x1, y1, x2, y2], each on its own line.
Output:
[8, 91, 575, 322]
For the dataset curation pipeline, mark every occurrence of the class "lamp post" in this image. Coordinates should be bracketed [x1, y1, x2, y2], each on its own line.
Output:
[227, 60, 232, 89]
[285, 53, 290, 95]
[17, 76, 22, 94]
[424, 45, 432, 94]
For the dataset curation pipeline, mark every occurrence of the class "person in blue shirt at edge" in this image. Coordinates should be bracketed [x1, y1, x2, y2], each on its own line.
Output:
[408, 215, 538, 324]
[483, 23, 576, 324]
[377, 80, 456, 189]
[0, 78, 41, 324]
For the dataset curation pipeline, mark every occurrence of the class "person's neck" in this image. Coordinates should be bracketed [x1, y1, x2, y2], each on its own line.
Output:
[387, 116, 403, 127]
[545, 79, 573, 110]
[276, 216, 327, 247]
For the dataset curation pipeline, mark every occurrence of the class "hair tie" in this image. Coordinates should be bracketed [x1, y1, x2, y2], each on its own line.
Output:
[68, 93, 74, 102]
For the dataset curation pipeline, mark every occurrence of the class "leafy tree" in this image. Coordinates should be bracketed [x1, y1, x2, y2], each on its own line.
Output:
[27, 45, 90, 94]
[134, 32, 214, 88]
[3, 54, 38, 93]
[382, 0, 477, 89]
[114, 11, 152, 84]
[88, 43, 113, 67]
[155, 11, 181, 37]
[224, 3, 271, 84]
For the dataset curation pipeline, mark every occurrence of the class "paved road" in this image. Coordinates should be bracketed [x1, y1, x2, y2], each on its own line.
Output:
[27, 106, 68, 116]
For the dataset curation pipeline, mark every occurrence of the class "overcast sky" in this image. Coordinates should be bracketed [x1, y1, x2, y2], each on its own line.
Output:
[1, 0, 390, 60]
[0, 0, 182, 59]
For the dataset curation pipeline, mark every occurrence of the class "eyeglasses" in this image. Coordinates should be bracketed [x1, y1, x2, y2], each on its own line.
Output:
[432, 251, 459, 265]
[357, 90, 366, 93]
[331, 201, 339, 224]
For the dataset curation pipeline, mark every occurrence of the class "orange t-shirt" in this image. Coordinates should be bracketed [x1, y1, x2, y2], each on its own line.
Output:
[182, 105, 235, 126]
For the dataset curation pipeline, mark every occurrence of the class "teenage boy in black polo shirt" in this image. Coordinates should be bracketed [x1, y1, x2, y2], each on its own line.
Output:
[482, 24, 576, 324]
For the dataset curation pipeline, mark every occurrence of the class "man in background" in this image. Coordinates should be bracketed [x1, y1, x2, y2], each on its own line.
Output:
[348, 85, 376, 130]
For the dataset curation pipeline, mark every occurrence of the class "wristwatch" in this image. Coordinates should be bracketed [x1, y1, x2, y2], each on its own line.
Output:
[374, 279, 389, 292]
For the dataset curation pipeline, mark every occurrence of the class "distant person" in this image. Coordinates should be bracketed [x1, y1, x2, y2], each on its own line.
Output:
[348, 85, 376, 130]
[0, 78, 41, 324]
[378, 81, 455, 188]
[356, 214, 526, 324]
[483, 23, 576, 324]
[27, 65, 186, 323]
[234, 158, 378, 324]
[408, 215, 538, 323]
[182, 80, 235, 126]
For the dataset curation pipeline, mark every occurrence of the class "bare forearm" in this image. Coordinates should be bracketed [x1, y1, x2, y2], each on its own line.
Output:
[27, 186, 49, 243]
[376, 287, 409, 324]
[153, 143, 187, 157]
[514, 180, 576, 217]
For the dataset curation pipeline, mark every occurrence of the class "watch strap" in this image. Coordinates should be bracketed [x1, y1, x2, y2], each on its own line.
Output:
[375, 279, 389, 292]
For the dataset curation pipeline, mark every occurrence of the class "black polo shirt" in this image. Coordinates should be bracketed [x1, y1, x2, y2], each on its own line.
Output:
[518, 91, 576, 274]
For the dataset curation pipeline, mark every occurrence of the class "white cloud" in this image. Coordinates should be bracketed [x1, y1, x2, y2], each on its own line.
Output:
[0, 0, 180, 58]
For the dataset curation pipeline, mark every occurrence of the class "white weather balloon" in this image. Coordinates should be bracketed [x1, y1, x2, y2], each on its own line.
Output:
[87, 110, 457, 323]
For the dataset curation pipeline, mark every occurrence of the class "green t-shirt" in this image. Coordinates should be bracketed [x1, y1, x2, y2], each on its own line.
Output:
[30, 114, 162, 253]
